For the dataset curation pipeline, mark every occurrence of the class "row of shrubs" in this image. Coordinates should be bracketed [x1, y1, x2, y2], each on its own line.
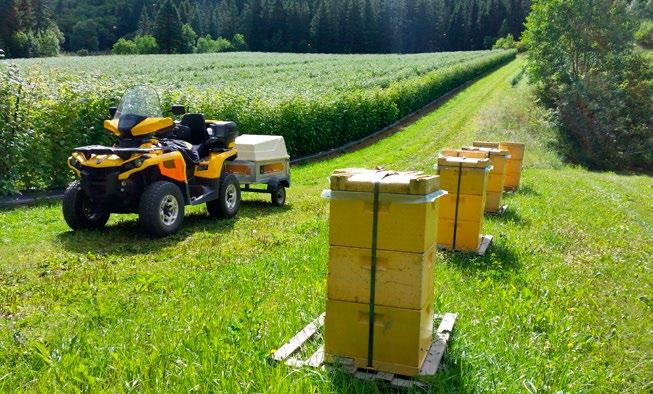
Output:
[112, 33, 247, 55]
[0, 50, 516, 195]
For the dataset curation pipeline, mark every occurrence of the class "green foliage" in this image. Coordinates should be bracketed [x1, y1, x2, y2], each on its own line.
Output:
[0, 50, 515, 194]
[153, 0, 183, 54]
[232, 33, 248, 51]
[195, 35, 234, 53]
[635, 20, 653, 48]
[112, 38, 137, 55]
[180, 23, 197, 54]
[69, 20, 99, 52]
[134, 35, 159, 54]
[523, 0, 653, 171]
[493, 34, 516, 50]
[10, 27, 62, 58]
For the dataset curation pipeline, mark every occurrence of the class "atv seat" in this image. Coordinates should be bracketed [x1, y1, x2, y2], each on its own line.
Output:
[179, 113, 211, 159]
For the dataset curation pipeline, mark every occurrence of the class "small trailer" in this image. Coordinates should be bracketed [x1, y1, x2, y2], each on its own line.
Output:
[225, 134, 291, 206]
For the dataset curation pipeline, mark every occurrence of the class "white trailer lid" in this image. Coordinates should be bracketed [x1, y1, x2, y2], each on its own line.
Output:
[235, 134, 289, 162]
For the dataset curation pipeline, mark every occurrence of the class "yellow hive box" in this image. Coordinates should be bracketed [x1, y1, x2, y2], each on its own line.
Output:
[437, 156, 491, 196]
[328, 195, 440, 253]
[499, 141, 525, 160]
[473, 141, 525, 190]
[325, 299, 434, 376]
[328, 244, 436, 310]
[439, 193, 485, 222]
[437, 218, 483, 251]
[486, 191, 502, 214]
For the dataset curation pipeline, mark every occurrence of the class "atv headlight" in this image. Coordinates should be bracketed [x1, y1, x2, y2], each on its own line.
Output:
[121, 157, 146, 172]
[69, 157, 83, 169]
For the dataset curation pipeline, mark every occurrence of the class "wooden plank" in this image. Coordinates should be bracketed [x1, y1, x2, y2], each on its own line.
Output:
[420, 313, 458, 376]
[306, 346, 325, 368]
[477, 234, 493, 256]
[285, 358, 305, 367]
[271, 313, 325, 362]
[391, 377, 427, 389]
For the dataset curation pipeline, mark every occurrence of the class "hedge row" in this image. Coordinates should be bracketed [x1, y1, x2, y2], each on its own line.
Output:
[0, 50, 515, 195]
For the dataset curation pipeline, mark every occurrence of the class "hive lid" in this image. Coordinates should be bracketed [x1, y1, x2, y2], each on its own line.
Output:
[461, 146, 511, 158]
[499, 141, 525, 148]
[436, 154, 491, 169]
[330, 168, 440, 195]
[440, 149, 488, 159]
[473, 141, 500, 148]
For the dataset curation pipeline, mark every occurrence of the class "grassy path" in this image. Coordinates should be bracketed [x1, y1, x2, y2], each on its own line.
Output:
[1, 59, 651, 392]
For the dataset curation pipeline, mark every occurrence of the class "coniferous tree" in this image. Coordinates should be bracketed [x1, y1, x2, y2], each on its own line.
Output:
[310, 0, 332, 52]
[153, 0, 183, 53]
[136, 5, 152, 36]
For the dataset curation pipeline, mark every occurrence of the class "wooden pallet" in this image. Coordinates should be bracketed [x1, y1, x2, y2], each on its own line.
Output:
[487, 205, 508, 216]
[437, 234, 493, 256]
[272, 312, 458, 388]
[477, 234, 493, 256]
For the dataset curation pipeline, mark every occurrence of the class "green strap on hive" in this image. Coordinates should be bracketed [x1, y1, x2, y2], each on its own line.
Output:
[452, 162, 463, 250]
[367, 181, 380, 368]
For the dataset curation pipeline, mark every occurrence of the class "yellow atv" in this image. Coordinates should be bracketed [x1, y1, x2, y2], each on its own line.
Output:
[64, 85, 241, 236]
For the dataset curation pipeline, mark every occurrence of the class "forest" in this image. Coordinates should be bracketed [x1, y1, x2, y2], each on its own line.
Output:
[0, 0, 531, 57]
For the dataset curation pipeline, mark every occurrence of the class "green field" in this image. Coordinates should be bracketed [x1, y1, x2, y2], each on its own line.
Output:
[1, 58, 651, 392]
[11, 51, 499, 98]
[0, 50, 515, 194]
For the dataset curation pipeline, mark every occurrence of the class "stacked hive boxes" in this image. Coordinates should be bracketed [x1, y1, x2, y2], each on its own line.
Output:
[459, 147, 511, 212]
[436, 155, 492, 251]
[473, 141, 525, 190]
[324, 168, 446, 376]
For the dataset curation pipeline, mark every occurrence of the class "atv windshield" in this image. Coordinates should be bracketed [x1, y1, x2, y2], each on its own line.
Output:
[114, 85, 163, 119]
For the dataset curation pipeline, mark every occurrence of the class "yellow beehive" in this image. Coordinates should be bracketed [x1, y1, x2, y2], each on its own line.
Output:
[436, 155, 491, 251]
[324, 168, 446, 377]
[499, 142, 525, 190]
[473, 141, 525, 190]
[328, 168, 443, 253]
[325, 299, 434, 376]
[460, 146, 510, 212]
[328, 244, 436, 310]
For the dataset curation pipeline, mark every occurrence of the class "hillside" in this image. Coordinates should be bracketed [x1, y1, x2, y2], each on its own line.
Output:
[1, 58, 651, 391]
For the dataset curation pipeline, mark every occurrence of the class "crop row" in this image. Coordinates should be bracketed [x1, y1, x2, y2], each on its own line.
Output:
[0, 50, 515, 195]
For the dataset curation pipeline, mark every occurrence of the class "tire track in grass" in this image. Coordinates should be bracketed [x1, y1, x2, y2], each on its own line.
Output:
[296, 58, 523, 184]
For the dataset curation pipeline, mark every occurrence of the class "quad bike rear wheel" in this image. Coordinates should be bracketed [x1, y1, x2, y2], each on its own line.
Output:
[139, 181, 185, 237]
[62, 180, 110, 230]
[207, 174, 241, 219]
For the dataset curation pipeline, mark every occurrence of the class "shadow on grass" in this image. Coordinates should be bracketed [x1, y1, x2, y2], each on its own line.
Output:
[486, 208, 529, 226]
[56, 200, 292, 256]
[444, 238, 521, 277]
[507, 183, 539, 197]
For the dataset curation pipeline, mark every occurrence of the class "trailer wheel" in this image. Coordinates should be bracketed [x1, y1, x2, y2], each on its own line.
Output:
[271, 186, 286, 207]
[207, 174, 241, 219]
[62, 181, 110, 230]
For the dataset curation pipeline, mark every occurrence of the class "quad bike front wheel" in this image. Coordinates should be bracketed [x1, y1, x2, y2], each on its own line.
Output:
[62, 181, 110, 230]
[207, 174, 241, 219]
[139, 181, 185, 237]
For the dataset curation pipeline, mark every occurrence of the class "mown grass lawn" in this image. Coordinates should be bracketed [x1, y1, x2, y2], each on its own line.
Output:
[1, 58, 651, 392]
